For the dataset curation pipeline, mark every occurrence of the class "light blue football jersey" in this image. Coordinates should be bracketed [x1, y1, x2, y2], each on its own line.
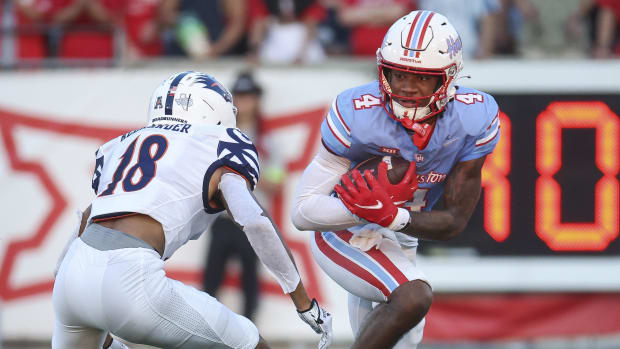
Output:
[321, 80, 500, 219]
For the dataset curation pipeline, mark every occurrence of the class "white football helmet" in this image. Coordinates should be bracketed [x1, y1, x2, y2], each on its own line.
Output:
[377, 10, 463, 128]
[147, 71, 238, 127]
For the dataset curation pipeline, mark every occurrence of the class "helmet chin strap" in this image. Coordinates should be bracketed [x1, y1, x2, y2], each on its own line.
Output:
[389, 99, 437, 150]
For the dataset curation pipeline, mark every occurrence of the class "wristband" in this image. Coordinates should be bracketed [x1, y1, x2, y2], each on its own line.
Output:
[388, 207, 410, 231]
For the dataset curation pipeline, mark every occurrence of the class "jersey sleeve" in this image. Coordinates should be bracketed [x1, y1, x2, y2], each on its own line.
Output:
[457, 93, 501, 162]
[215, 128, 261, 188]
[203, 127, 261, 213]
[320, 95, 354, 157]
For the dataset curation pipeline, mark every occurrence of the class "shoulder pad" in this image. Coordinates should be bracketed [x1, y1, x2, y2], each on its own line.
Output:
[452, 88, 499, 137]
[320, 81, 383, 156]
[215, 127, 260, 189]
[338, 81, 382, 110]
[332, 80, 383, 130]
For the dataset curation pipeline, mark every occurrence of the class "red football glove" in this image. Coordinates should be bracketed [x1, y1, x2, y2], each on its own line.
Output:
[378, 160, 418, 207]
[334, 169, 398, 228]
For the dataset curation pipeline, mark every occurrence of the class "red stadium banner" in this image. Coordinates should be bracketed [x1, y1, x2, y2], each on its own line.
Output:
[1, 71, 619, 342]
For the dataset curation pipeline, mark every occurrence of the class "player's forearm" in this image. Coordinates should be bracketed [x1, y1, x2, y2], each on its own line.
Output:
[243, 211, 301, 293]
[292, 193, 360, 231]
[220, 173, 301, 293]
[398, 209, 468, 241]
[288, 280, 312, 311]
[398, 158, 484, 241]
[291, 147, 359, 231]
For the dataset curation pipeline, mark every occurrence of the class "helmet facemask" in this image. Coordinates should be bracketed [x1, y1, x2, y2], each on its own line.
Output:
[378, 54, 458, 129]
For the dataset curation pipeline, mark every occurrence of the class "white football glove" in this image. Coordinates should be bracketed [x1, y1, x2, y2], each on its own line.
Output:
[297, 298, 333, 349]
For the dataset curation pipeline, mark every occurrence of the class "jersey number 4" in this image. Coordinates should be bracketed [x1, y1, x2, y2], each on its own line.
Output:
[406, 188, 429, 212]
[353, 94, 382, 110]
[455, 93, 484, 105]
[96, 135, 168, 196]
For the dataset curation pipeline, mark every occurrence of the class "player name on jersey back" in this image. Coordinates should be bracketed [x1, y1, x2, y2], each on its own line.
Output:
[121, 123, 192, 141]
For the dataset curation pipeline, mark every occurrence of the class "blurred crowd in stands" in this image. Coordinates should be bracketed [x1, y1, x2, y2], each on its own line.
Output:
[1, 0, 619, 67]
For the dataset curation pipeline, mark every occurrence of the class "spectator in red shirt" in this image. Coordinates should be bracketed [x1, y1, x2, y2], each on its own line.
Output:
[337, 0, 414, 56]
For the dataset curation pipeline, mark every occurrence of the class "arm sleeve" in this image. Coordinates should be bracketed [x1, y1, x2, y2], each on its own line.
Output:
[219, 172, 300, 293]
[290, 145, 361, 231]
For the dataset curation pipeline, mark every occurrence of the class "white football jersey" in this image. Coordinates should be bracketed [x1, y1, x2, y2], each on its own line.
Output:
[89, 123, 260, 260]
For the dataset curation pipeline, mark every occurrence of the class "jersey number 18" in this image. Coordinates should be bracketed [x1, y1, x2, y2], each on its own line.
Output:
[96, 135, 169, 196]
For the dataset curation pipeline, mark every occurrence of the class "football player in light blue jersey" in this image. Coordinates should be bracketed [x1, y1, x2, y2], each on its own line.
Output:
[291, 10, 500, 349]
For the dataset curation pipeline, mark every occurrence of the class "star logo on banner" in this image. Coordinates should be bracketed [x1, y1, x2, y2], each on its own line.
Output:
[0, 106, 327, 303]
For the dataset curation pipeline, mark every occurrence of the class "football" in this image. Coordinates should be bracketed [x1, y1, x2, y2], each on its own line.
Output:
[347, 156, 411, 185]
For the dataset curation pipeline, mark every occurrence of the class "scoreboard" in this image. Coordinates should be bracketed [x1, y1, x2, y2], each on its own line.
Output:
[419, 94, 620, 256]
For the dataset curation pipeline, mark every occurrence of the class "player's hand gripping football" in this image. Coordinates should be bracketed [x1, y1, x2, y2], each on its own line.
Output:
[297, 298, 333, 349]
[378, 160, 418, 206]
[335, 169, 400, 229]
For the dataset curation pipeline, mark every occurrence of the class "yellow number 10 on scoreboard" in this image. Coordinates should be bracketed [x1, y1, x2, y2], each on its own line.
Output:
[481, 101, 619, 251]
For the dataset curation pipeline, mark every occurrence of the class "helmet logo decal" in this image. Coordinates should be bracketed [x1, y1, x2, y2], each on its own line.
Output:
[165, 71, 191, 115]
[194, 75, 233, 103]
[402, 11, 435, 58]
[402, 11, 423, 55]
[448, 66, 457, 77]
[446, 36, 462, 59]
[154, 96, 163, 109]
[175, 93, 193, 111]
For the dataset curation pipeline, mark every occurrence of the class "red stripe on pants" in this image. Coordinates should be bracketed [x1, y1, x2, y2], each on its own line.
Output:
[314, 231, 391, 298]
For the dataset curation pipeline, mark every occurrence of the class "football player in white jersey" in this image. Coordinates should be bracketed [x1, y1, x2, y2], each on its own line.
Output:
[52, 71, 333, 349]
[291, 10, 500, 349]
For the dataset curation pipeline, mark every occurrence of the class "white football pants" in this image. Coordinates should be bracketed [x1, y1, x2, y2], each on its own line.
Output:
[311, 230, 428, 348]
[52, 238, 259, 349]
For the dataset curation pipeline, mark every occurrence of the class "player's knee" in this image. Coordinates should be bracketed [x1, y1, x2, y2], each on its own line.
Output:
[390, 280, 433, 323]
